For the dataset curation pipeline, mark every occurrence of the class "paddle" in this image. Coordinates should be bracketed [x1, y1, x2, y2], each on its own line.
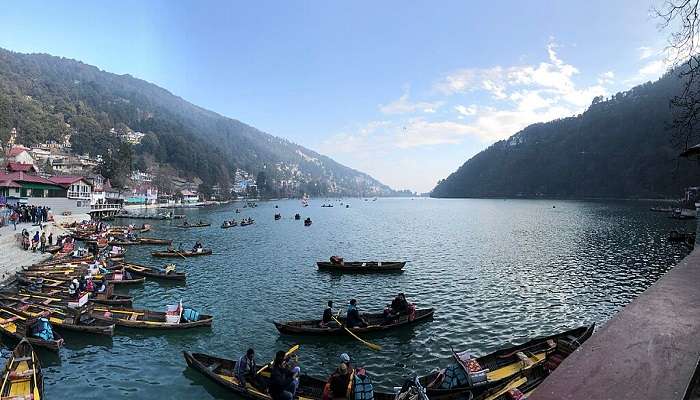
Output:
[256, 344, 300, 376]
[331, 315, 381, 352]
[173, 245, 187, 260]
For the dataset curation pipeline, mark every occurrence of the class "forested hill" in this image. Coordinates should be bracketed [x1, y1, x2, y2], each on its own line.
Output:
[431, 70, 700, 199]
[0, 48, 393, 196]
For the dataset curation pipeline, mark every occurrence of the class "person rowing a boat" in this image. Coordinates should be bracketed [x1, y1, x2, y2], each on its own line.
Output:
[183, 220, 190, 227]
[346, 299, 368, 328]
[192, 241, 203, 253]
[319, 301, 340, 328]
[234, 348, 259, 389]
[269, 350, 301, 400]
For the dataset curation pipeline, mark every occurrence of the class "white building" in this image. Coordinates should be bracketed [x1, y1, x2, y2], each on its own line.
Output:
[49, 176, 92, 202]
[181, 190, 199, 203]
[7, 146, 34, 166]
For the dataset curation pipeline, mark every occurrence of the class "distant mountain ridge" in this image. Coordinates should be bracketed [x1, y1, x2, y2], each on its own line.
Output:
[0, 48, 393, 196]
[431, 70, 700, 199]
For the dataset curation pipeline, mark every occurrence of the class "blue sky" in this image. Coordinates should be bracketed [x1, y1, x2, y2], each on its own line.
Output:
[0, 1, 673, 192]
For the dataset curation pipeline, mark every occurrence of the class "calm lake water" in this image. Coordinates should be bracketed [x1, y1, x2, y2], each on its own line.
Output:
[36, 198, 692, 399]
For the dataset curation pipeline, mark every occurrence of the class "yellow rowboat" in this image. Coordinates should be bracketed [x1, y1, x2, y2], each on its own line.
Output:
[0, 339, 43, 400]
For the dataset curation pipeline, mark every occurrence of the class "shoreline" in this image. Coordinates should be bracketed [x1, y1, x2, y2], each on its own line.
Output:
[0, 213, 90, 282]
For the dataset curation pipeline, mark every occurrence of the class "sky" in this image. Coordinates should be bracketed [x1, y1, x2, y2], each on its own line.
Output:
[0, 0, 676, 192]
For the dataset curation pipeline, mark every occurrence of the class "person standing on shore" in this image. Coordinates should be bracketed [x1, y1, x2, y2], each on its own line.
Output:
[10, 211, 17, 230]
[40, 232, 46, 253]
[48, 232, 53, 246]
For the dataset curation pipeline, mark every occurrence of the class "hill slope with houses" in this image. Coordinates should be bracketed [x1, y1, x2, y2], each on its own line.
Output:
[0, 48, 394, 199]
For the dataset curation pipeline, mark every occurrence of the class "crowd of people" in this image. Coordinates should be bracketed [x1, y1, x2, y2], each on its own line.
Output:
[7, 204, 51, 229]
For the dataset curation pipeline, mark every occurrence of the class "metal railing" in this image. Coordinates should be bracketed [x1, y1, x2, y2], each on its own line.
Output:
[90, 203, 122, 211]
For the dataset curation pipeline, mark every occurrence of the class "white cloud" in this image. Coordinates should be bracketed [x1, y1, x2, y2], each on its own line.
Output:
[322, 41, 618, 191]
[638, 46, 655, 60]
[598, 71, 614, 85]
[379, 89, 443, 114]
[395, 118, 475, 148]
[639, 59, 667, 77]
[623, 57, 672, 86]
[433, 42, 602, 109]
[455, 105, 477, 116]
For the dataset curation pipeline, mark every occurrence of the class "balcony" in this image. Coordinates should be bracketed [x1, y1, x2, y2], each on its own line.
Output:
[67, 191, 91, 200]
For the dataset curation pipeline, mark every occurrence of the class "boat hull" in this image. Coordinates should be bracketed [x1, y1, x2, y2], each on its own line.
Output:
[275, 308, 434, 335]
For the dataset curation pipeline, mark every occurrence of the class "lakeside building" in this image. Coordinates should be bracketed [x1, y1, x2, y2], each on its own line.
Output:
[0, 171, 67, 205]
[125, 184, 158, 205]
[49, 176, 93, 206]
[181, 189, 199, 203]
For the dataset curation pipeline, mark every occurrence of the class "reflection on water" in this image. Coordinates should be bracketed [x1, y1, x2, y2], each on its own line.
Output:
[44, 199, 692, 399]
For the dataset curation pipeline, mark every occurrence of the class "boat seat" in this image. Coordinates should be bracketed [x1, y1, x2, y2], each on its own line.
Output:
[9, 369, 34, 379]
[129, 314, 138, 321]
[12, 357, 31, 362]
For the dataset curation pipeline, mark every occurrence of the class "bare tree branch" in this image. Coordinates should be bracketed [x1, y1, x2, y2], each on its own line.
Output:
[655, 0, 700, 149]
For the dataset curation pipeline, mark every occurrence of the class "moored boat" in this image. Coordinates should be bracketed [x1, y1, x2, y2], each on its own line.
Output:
[0, 306, 64, 352]
[116, 262, 186, 282]
[152, 249, 212, 258]
[0, 296, 115, 336]
[275, 308, 434, 335]
[137, 237, 173, 245]
[176, 223, 211, 228]
[183, 351, 395, 400]
[92, 302, 212, 329]
[471, 363, 548, 400]
[417, 325, 595, 399]
[17, 269, 146, 286]
[316, 261, 406, 273]
[0, 339, 43, 400]
[18, 286, 134, 307]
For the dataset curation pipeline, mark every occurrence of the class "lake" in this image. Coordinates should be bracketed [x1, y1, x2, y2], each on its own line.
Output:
[39, 198, 693, 399]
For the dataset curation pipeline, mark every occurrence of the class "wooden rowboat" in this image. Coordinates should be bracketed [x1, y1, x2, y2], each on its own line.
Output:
[109, 237, 173, 246]
[0, 296, 115, 336]
[151, 249, 212, 258]
[18, 287, 134, 308]
[473, 364, 548, 400]
[183, 351, 394, 400]
[418, 325, 595, 399]
[137, 237, 172, 245]
[43, 245, 62, 254]
[0, 306, 64, 352]
[17, 271, 146, 286]
[0, 340, 43, 400]
[274, 308, 435, 335]
[115, 262, 186, 282]
[92, 306, 213, 329]
[175, 223, 211, 228]
[316, 261, 406, 273]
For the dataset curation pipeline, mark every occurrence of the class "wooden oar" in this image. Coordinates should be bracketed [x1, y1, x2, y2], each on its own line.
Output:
[173, 248, 187, 260]
[332, 315, 381, 352]
[256, 344, 300, 376]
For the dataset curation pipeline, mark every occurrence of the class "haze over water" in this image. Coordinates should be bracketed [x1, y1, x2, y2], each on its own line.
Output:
[39, 198, 691, 399]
